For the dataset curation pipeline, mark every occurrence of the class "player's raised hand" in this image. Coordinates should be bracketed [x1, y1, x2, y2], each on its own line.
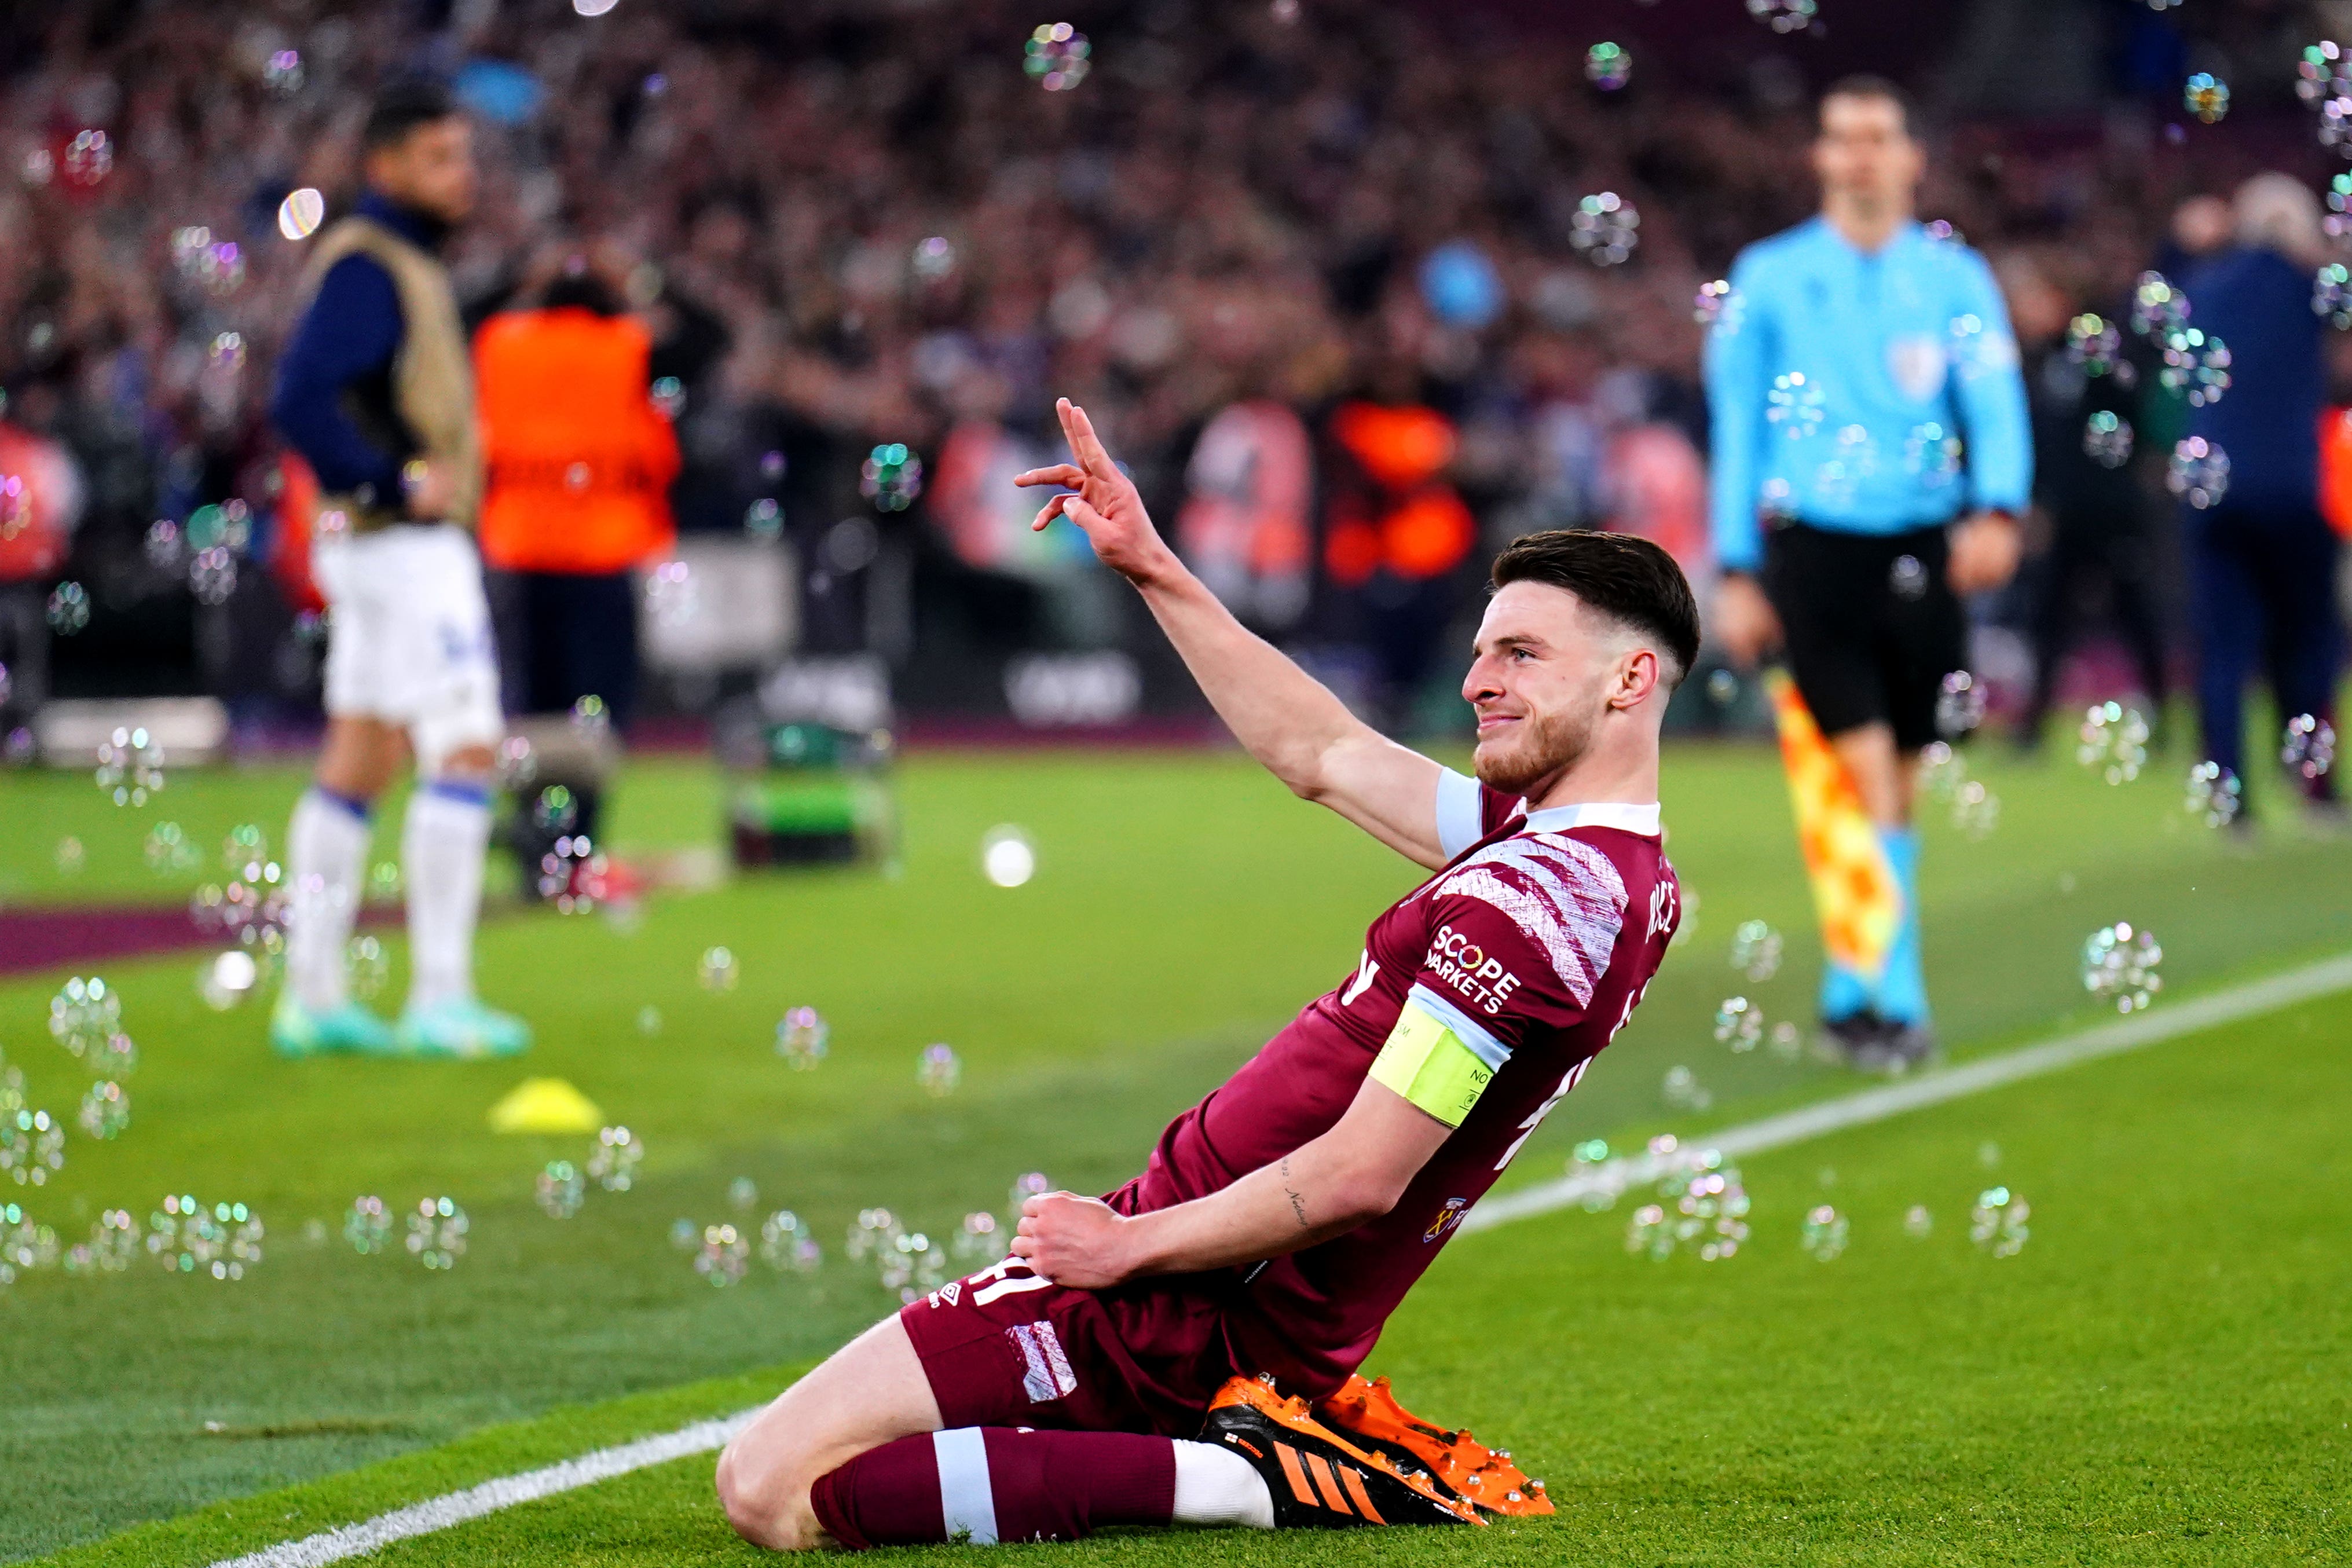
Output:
[1014, 397, 1175, 587]
[1011, 1189, 1134, 1289]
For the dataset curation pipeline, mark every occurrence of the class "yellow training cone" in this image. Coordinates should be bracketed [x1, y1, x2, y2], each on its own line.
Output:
[487, 1077, 605, 1135]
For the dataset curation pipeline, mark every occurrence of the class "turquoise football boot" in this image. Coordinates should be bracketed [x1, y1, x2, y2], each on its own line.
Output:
[271, 994, 397, 1058]
[391, 997, 533, 1059]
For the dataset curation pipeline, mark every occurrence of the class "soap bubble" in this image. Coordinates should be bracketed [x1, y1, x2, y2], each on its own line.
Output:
[1712, 997, 1763, 1052]
[951, 1211, 1006, 1267]
[2075, 702, 2150, 785]
[2064, 313, 2121, 375]
[743, 498, 783, 540]
[1768, 1020, 1801, 1060]
[61, 128, 111, 186]
[981, 826, 1036, 887]
[1888, 553, 1928, 600]
[698, 946, 738, 992]
[1903, 422, 1963, 486]
[587, 1125, 643, 1192]
[2158, 328, 2230, 407]
[0, 1109, 63, 1185]
[2166, 437, 2230, 508]
[1660, 1064, 1712, 1111]
[344, 1196, 393, 1254]
[1584, 42, 1631, 90]
[2282, 715, 2336, 780]
[536, 1160, 584, 1219]
[1904, 1204, 1935, 1238]
[2182, 72, 2229, 122]
[2300, 42, 2350, 105]
[277, 186, 325, 240]
[1568, 192, 1639, 266]
[262, 48, 305, 96]
[1745, 0, 1818, 33]
[95, 726, 167, 807]
[1694, 279, 1737, 329]
[643, 559, 699, 627]
[884, 1229, 947, 1300]
[1935, 671, 1985, 739]
[199, 949, 258, 1010]
[637, 1006, 662, 1036]
[2184, 760, 2243, 827]
[531, 785, 578, 833]
[2, 1205, 58, 1278]
[145, 820, 197, 874]
[776, 1008, 829, 1068]
[859, 443, 924, 511]
[342, 935, 389, 1001]
[49, 975, 122, 1057]
[729, 1176, 759, 1212]
[368, 859, 404, 904]
[917, 1043, 963, 1097]
[1950, 779, 2001, 839]
[669, 1217, 699, 1250]
[1705, 668, 1739, 705]
[46, 581, 90, 633]
[1766, 372, 1825, 439]
[1728, 920, 1782, 982]
[1800, 1204, 1849, 1261]
[1969, 1186, 2030, 1256]
[695, 1223, 750, 1287]
[2317, 263, 2352, 329]
[54, 837, 85, 873]
[569, 694, 609, 738]
[76, 1080, 128, 1140]
[2082, 411, 2134, 468]
[847, 1207, 904, 1268]
[2081, 922, 2162, 1012]
[1920, 744, 1962, 804]
[147, 1194, 222, 1274]
[1626, 1153, 1749, 1261]
[1022, 23, 1091, 91]
[911, 236, 958, 281]
[760, 1210, 823, 1273]
[2129, 272, 2189, 340]
[83, 1208, 140, 1272]
[1009, 1171, 1053, 1219]
[406, 1197, 468, 1269]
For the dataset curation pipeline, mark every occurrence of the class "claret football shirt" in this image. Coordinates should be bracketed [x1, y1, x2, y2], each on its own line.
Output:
[1109, 767, 1680, 1395]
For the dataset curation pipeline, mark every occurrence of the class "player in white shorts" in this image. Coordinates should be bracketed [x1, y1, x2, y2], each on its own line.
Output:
[266, 79, 527, 1059]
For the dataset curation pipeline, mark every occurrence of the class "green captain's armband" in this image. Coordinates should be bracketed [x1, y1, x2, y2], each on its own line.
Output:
[1368, 1000, 1494, 1129]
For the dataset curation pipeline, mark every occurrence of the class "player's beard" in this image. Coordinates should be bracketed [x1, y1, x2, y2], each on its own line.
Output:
[1473, 698, 1598, 797]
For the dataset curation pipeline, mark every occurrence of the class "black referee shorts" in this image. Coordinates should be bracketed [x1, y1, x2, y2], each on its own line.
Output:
[1760, 521, 1966, 753]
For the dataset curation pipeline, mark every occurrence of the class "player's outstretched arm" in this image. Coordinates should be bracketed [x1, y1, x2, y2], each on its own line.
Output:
[1017, 398, 1455, 870]
[1009, 1078, 1450, 1288]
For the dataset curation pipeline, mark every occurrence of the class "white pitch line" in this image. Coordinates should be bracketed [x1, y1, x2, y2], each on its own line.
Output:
[1461, 949, 2352, 1235]
[207, 1409, 757, 1568]
[202, 950, 2352, 1568]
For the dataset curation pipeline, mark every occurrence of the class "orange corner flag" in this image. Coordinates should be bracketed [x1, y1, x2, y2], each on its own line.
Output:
[1763, 669, 1900, 980]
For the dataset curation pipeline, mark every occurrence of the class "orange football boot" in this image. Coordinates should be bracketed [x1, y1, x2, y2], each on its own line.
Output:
[1201, 1374, 1483, 1529]
[1315, 1373, 1555, 1516]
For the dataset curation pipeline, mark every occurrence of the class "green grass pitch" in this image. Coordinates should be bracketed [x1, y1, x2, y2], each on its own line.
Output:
[2, 732, 2348, 1565]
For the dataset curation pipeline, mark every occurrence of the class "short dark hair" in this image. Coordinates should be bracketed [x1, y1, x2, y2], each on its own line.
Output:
[362, 77, 460, 153]
[1491, 530, 1701, 687]
[1819, 74, 1917, 138]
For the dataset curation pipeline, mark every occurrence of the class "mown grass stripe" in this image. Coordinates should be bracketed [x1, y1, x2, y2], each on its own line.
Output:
[195, 949, 2352, 1568]
[208, 1412, 756, 1568]
[1461, 948, 2352, 1234]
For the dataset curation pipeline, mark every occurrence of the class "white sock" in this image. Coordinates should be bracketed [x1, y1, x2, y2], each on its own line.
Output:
[403, 779, 492, 1010]
[285, 787, 371, 1013]
[1171, 1439, 1274, 1530]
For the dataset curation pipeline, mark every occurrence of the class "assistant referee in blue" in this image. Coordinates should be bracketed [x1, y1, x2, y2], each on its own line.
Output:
[1705, 77, 2032, 1069]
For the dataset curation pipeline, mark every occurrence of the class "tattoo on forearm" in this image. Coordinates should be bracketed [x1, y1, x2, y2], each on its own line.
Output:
[1280, 1157, 1310, 1229]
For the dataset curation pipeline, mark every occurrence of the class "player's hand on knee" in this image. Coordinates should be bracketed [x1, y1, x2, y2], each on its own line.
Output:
[1948, 510, 2023, 595]
[1014, 398, 1174, 588]
[1011, 1190, 1133, 1288]
[1712, 573, 1781, 668]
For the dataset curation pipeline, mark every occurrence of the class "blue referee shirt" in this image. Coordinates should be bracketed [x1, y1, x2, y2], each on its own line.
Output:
[1704, 217, 2034, 573]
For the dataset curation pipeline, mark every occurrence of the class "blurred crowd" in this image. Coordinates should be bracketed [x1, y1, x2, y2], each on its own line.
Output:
[0, 0, 2340, 731]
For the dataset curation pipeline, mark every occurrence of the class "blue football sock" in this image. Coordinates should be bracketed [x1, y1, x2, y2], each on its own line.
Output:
[1873, 825, 1929, 1025]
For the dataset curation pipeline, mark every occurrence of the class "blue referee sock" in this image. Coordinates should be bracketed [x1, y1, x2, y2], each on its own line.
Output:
[1872, 825, 1929, 1027]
